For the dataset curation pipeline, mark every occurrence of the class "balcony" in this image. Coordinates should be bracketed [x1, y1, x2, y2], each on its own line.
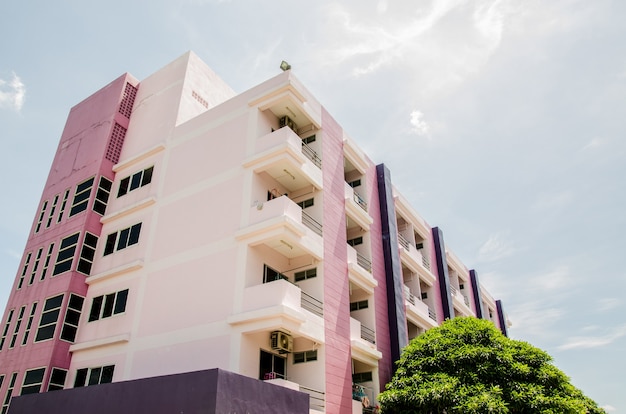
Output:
[345, 182, 373, 231]
[227, 279, 324, 342]
[350, 317, 382, 366]
[243, 127, 322, 192]
[398, 233, 435, 286]
[348, 248, 377, 294]
[450, 285, 473, 316]
[236, 196, 323, 260]
[404, 285, 438, 329]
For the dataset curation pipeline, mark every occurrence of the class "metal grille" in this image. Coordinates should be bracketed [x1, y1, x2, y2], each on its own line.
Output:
[118, 83, 137, 118]
[105, 123, 127, 164]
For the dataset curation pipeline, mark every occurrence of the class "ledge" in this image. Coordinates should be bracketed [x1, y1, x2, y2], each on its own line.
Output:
[69, 333, 130, 352]
[87, 260, 143, 285]
[113, 143, 166, 172]
[101, 197, 156, 224]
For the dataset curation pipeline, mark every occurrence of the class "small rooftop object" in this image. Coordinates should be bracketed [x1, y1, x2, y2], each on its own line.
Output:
[280, 60, 291, 71]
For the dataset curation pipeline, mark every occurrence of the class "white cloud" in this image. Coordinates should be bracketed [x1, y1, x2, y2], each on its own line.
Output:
[376, 0, 388, 14]
[409, 110, 430, 137]
[4, 249, 22, 260]
[508, 302, 565, 339]
[581, 137, 603, 151]
[531, 190, 574, 212]
[601, 405, 616, 412]
[478, 232, 515, 262]
[558, 324, 626, 351]
[0, 72, 25, 112]
[597, 298, 621, 312]
[318, 0, 509, 96]
[530, 264, 571, 292]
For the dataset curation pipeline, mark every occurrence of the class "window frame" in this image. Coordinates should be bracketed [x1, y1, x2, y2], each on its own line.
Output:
[20, 367, 46, 395]
[34, 294, 64, 343]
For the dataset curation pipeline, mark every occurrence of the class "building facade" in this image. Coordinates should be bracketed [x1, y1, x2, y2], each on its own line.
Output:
[0, 52, 508, 413]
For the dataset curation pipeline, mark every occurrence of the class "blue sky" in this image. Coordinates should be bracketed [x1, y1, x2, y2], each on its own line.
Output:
[1, 0, 624, 410]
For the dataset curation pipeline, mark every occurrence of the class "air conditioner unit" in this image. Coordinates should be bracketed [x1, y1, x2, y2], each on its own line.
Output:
[279, 115, 297, 132]
[270, 331, 293, 353]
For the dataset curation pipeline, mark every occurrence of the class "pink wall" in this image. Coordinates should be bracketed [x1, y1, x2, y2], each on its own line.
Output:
[321, 108, 353, 413]
[0, 73, 138, 394]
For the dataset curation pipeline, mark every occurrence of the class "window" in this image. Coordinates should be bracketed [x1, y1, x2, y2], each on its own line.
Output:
[47, 368, 67, 391]
[2, 373, 17, 414]
[347, 236, 363, 247]
[52, 233, 80, 275]
[348, 179, 361, 188]
[302, 135, 316, 145]
[61, 294, 84, 342]
[46, 194, 59, 228]
[77, 233, 98, 275]
[88, 289, 128, 322]
[350, 300, 368, 311]
[263, 265, 286, 284]
[0, 309, 14, 350]
[259, 350, 286, 380]
[296, 198, 314, 209]
[74, 365, 114, 387]
[21, 367, 45, 395]
[57, 189, 70, 223]
[294, 268, 317, 282]
[21, 302, 38, 346]
[34, 200, 48, 234]
[93, 177, 113, 215]
[40, 243, 55, 281]
[103, 223, 142, 256]
[9, 306, 25, 349]
[35, 294, 64, 342]
[69, 177, 95, 217]
[117, 166, 154, 197]
[293, 350, 317, 364]
[352, 371, 373, 383]
[17, 252, 32, 290]
[421, 292, 428, 300]
[28, 248, 43, 285]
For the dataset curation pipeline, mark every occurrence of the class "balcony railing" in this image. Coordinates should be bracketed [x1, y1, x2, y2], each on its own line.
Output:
[361, 324, 376, 344]
[301, 385, 325, 412]
[398, 233, 410, 250]
[302, 210, 322, 236]
[353, 190, 368, 212]
[301, 291, 324, 317]
[422, 254, 431, 270]
[405, 285, 437, 322]
[301, 142, 321, 168]
[450, 286, 470, 307]
[356, 252, 372, 273]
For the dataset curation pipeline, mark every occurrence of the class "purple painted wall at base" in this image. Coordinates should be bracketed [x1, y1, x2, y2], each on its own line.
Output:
[8, 368, 309, 414]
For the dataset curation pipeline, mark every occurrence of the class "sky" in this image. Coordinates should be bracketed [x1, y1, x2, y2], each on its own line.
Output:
[1, 0, 624, 410]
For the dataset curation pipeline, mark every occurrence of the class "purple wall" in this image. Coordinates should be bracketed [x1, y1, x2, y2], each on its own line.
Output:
[8, 368, 309, 414]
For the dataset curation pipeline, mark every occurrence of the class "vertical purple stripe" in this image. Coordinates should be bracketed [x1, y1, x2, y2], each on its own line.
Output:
[496, 300, 508, 337]
[469, 270, 484, 319]
[432, 227, 454, 320]
[376, 164, 408, 369]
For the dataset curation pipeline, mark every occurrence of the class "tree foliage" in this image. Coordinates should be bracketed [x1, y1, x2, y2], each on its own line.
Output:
[378, 317, 604, 414]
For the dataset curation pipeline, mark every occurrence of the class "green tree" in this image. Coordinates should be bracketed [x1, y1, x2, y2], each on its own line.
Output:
[378, 317, 604, 413]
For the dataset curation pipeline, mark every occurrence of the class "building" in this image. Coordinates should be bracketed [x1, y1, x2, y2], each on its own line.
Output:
[0, 52, 508, 413]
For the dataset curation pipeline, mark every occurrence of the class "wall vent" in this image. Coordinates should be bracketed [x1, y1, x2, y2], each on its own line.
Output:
[118, 83, 138, 119]
[105, 123, 127, 164]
